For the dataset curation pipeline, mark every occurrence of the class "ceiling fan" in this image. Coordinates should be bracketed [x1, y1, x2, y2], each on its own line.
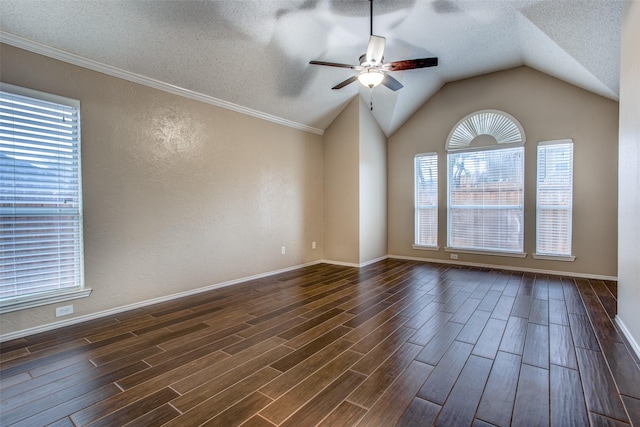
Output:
[310, 0, 438, 91]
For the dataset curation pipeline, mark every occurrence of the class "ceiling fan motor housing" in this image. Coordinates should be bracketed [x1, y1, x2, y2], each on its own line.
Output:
[359, 53, 384, 68]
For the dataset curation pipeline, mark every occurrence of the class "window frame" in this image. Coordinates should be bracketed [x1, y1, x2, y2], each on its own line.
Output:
[0, 83, 91, 314]
[533, 139, 575, 261]
[444, 110, 527, 258]
[413, 152, 439, 250]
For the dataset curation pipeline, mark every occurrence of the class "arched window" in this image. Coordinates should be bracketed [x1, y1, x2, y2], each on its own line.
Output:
[446, 110, 526, 256]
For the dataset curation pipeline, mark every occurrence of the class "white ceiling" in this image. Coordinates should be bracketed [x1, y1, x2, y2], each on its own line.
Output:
[0, 0, 624, 136]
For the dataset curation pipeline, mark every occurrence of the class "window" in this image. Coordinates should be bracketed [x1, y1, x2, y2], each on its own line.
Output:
[0, 84, 89, 313]
[446, 110, 526, 256]
[535, 140, 574, 260]
[414, 153, 438, 248]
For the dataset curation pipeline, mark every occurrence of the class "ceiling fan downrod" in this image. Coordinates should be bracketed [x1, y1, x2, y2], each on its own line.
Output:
[370, 0, 374, 36]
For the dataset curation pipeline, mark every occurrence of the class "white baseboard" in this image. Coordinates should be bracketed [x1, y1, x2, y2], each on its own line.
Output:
[615, 315, 640, 360]
[322, 255, 389, 268]
[321, 260, 360, 268]
[360, 255, 390, 267]
[0, 260, 323, 343]
[1, 254, 619, 342]
[388, 254, 618, 281]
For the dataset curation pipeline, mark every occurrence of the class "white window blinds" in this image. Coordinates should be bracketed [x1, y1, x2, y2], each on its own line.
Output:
[447, 147, 524, 253]
[415, 153, 438, 247]
[536, 140, 573, 257]
[0, 86, 84, 303]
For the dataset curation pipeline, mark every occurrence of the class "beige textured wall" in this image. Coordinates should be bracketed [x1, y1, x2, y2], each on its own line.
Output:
[0, 44, 323, 335]
[388, 66, 619, 277]
[322, 96, 388, 266]
[323, 97, 360, 264]
[618, 2, 640, 350]
[358, 98, 387, 264]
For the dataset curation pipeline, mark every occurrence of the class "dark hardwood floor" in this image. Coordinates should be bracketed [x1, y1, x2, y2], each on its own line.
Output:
[2, 259, 640, 426]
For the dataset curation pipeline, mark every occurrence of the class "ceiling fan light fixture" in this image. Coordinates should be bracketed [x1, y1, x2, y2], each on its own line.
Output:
[309, 0, 437, 92]
[358, 69, 384, 88]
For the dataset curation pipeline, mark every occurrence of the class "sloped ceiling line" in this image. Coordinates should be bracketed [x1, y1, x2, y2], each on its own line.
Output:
[0, 32, 325, 136]
[0, 0, 622, 137]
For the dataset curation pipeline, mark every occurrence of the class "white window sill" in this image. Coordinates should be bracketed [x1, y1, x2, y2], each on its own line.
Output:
[444, 247, 527, 258]
[0, 288, 92, 314]
[532, 253, 576, 262]
[412, 245, 440, 251]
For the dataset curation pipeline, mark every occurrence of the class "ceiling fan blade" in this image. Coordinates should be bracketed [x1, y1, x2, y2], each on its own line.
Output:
[385, 57, 438, 71]
[332, 75, 358, 90]
[366, 35, 386, 65]
[310, 60, 360, 70]
[382, 74, 404, 91]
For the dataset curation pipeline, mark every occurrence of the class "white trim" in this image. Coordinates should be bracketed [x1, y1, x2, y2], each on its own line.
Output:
[0, 82, 80, 107]
[388, 254, 617, 281]
[535, 141, 574, 259]
[414, 152, 439, 250]
[0, 32, 324, 136]
[321, 260, 361, 268]
[446, 109, 526, 152]
[321, 256, 389, 268]
[0, 83, 87, 313]
[532, 253, 576, 262]
[445, 247, 527, 259]
[412, 245, 440, 251]
[538, 138, 573, 147]
[0, 288, 92, 314]
[615, 315, 640, 360]
[360, 255, 389, 267]
[446, 142, 525, 154]
[1, 256, 620, 341]
[0, 261, 322, 342]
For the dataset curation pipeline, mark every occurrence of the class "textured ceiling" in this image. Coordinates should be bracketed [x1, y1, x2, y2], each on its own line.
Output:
[0, 0, 624, 136]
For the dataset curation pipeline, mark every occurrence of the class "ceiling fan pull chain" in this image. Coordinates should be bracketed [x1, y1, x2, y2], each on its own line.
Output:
[370, 89, 374, 111]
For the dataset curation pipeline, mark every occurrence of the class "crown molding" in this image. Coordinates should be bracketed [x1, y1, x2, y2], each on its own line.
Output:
[0, 32, 324, 136]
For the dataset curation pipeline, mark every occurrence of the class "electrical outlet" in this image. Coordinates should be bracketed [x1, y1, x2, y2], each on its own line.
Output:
[281, 246, 286, 255]
[55, 304, 74, 317]
[312, 241, 316, 250]
[450, 254, 458, 260]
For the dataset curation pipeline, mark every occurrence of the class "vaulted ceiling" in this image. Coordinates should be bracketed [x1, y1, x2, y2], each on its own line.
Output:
[0, 0, 624, 136]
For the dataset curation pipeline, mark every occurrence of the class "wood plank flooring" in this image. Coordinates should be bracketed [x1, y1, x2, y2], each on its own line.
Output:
[2, 259, 640, 426]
